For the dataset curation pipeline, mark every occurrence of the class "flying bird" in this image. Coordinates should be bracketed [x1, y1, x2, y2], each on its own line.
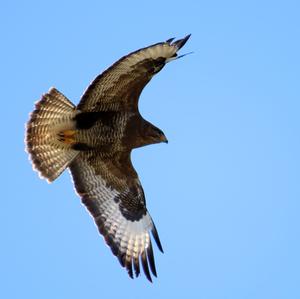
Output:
[26, 34, 191, 282]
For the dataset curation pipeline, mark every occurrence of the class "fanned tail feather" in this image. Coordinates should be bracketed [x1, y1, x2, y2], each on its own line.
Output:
[26, 88, 79, 182]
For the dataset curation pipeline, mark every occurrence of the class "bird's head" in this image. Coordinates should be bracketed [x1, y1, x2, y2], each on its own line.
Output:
[143, 122, 168, 145]
[125, 117, 168, 149]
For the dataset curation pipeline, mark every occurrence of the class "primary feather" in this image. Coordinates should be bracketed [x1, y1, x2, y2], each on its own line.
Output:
[26, 35, 191, 282]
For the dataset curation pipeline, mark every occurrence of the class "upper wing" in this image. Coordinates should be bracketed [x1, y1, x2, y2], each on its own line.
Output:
[77, 34, 191, 112]
[69, 151, 163, 282]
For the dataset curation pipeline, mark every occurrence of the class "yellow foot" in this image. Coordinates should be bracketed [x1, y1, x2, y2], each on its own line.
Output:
[57, 130, 76, 144]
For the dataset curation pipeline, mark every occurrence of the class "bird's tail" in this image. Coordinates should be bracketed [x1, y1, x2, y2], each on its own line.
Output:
[26, 88, 79, 182]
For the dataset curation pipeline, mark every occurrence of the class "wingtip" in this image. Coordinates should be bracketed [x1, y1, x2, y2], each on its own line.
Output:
[133, 256, 140, 278]
[125, 258, 134, 279]
[151, 224, 164, 253]
[147, 240, 158, 278]
[166, 37, 175, 44]
[177, 51, 194, 60]
[172, 34, 191, 50]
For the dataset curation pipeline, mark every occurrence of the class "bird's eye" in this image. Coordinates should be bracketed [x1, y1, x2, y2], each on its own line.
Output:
[153, 130, 162, 138]
[155, 128, 163, 136]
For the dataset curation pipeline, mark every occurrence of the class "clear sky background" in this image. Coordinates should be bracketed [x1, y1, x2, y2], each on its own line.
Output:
[1, 1, 300, 298]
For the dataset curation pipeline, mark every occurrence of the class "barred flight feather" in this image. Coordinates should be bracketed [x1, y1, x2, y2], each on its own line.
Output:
[26, 35, 191, 282]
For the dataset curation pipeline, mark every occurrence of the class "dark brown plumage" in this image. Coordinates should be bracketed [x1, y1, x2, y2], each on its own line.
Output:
[26, 35, 191, 282]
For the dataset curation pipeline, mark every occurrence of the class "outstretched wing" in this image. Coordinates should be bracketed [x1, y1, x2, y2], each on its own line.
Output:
[69, 151, 163, 282]
[77, 34, 191, 112]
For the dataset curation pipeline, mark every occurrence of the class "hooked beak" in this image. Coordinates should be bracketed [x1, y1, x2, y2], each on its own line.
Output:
[160, 134, 168, 144]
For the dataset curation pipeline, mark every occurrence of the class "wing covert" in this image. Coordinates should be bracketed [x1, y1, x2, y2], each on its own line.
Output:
[69, 152, 163, 282]
[77, 35, 191, 112]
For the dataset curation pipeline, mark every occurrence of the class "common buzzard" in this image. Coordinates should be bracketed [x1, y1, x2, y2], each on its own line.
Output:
[26, 35, 191, 282]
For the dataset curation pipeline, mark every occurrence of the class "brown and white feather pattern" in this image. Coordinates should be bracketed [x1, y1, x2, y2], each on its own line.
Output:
[26, 35, 191, 282]
[78, 34, 191, 112]
[69, 155, 163, 281]
[26, 88, 79, 182]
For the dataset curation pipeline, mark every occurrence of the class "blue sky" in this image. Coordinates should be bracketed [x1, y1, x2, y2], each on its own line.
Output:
[1, 0, 300, 298]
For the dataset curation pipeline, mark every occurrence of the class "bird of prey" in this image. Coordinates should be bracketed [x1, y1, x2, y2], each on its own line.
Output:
[26, 34, 191, 282]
